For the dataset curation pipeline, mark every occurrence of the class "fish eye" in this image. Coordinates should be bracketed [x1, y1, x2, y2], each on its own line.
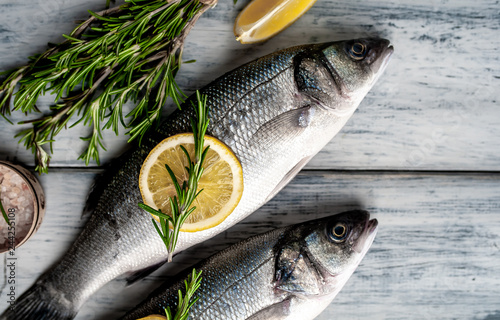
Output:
[349, 42, 366, 60]
[328, 223, 349, 242]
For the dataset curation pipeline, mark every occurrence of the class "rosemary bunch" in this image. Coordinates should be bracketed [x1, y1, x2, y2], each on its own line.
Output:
[0, 0, 217, 174]
[139, 91, 209, 262]
[165, 268, 202, 320]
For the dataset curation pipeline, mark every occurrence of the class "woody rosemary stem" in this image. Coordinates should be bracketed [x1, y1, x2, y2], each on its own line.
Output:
[0, 0, 218, 174]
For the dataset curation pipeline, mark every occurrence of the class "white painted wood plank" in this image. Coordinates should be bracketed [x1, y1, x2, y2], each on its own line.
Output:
[1, 0, 499, 170]
[0, 170, 498, 319]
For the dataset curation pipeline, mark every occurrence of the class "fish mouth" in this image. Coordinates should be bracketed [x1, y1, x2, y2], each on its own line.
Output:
[353, 215, 378, 253]
[367, 218, 378, 234]
[369, 39, 394, 76]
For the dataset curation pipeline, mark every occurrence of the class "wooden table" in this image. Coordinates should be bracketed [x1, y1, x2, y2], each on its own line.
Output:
[1, 0, 499, 319]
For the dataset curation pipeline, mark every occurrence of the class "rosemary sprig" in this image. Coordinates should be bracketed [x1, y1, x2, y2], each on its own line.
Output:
[0, 0, 217, 174]
[165, 268, 202, 320]
[138, 91, 209, 262]
[0, 192, 10, 225]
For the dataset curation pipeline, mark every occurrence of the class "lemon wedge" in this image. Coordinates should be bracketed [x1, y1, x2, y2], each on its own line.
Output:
[137, 316, 167, 320]
[139, 133, 243, 232]
[234, 0, 317, 44]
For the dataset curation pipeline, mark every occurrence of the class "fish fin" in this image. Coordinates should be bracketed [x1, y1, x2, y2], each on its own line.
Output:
[0, 282, 76, 320]
[266, 155, 312, 202]
[125, 259, 169, 285]
[249, 105, 315, 152]
[246, 298, 293, 320]
[275, 244, 321, 295]
[251, 106, 315, 203]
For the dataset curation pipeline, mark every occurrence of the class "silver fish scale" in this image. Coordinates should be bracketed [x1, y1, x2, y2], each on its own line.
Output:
[159, 46, 316, 135]
[122, 228, 289, 320]
[203, 47, 300, 106]
[158, 46, 309, 137]
[191, 242, 279, 319]
[210, 69, 297, 154]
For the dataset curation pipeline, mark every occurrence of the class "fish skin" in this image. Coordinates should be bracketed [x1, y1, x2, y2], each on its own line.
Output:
[121, 210, 378, 320]
[0, 38, 393, 320]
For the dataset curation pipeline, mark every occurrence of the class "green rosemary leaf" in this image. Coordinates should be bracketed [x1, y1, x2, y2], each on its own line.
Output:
[0, 0, 216, 174]
[167, 164, 183, 200]
[152, 218, 170, 249]
[170, 196, 179, 217]
[164, 268, 202, 320]
[0, 113, 13, 125]
[138, 203, 171, 221]
[0, 192, 10, 225]
[161, 214, 168, 239]
[88, 9, 117, 22]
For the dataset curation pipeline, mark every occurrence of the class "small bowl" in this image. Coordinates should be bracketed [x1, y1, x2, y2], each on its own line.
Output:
[0, 161, 46, 253]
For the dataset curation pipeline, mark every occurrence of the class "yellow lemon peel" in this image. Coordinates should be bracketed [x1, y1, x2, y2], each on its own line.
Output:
[234, 0, 318, 44]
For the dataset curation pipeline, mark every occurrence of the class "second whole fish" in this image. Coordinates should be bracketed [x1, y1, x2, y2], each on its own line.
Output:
[0, 38, 393, 319]
[122, 210, 378, 320]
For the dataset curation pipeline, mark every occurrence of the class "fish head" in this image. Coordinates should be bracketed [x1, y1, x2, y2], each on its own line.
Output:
[272, 211, 377, 318]
[296, 38, 394, 115]
[304, 210, 378, 277]
[274, 211, 377, 299]
[258, 38, 394, 167]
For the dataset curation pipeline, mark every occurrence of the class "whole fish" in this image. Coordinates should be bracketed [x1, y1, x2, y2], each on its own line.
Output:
[122, 210, 378, 320]
[1, 38, 393, 320]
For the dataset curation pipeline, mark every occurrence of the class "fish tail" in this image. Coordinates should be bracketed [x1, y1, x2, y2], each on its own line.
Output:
[1, 281, 76, 320]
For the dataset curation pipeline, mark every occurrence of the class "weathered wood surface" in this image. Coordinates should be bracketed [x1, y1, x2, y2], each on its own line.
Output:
[1, 0, 500, 319]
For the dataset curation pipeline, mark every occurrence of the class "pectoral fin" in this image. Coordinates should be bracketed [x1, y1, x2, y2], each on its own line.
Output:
[249, 106, 315, 151]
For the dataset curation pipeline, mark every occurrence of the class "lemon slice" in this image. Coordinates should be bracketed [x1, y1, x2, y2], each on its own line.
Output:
[234, 0, 317, 44]
[137, 316, 167, 320]
[139, 133, 243, 232]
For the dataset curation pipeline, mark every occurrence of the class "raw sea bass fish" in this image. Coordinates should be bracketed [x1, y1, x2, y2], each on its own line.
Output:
[1, 38, 393, 320]
[122, 210, 378, 320]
